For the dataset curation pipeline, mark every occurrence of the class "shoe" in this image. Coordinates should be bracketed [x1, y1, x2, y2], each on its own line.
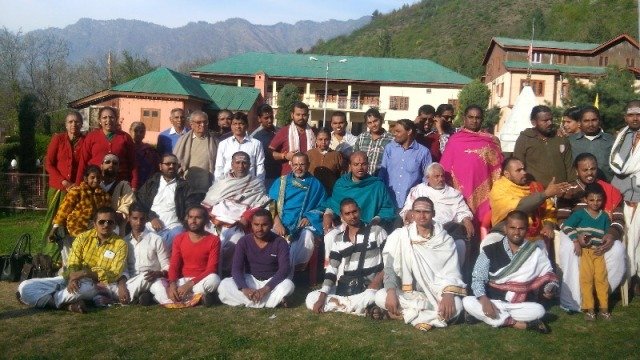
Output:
[527, 319, 551, 334]
[599, 312, 612, 320]
[202, 292, 217, 307]
[584, 311, 596, 321]
[138, 291, 154, 306]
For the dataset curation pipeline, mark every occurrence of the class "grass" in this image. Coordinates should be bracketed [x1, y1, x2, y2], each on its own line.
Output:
[0, 212, 639, 359]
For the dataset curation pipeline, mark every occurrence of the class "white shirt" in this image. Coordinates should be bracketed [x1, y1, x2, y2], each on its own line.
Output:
[214, 133, 265, 181]
[124, 229, 170, 277]
[330, 132, 358, 156]
[147, 176, 182, 231]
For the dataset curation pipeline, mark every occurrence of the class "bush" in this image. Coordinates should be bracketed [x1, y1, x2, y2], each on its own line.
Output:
[0, 142, 20, 171]
[35, 134, 52, 160]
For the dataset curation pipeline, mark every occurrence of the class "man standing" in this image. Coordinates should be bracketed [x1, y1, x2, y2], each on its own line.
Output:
[307, 199, 386, 316]
[214, 113, 265, 181]
[379, 119, 432, 208]
[560, 106, 581, 137]
[100, 154, 134, 236]
[136, 153, 201, 248]
[269, 101, 316, 176]
[569, 106, 614, 181]
[514, 105, 575, 186]
[353, 108, 393, 176]
[166, 205, 221, 307]
[414, 105, 441, 162]
[157, 108, 189, 156]
[440, 105, 503, 224]
[433, 103, 457, 153]
[18, 207, 128, 313]
[173, 110, 219, 194]
[463, 211, 557, 333]
[415, 104, 435, 135]
[329, 111, 357, 157]
[321, 151, 396, 231]
[609, 100, 640, 293]
[122, 204, 170, 305]
[401, 162, 474, 266]
[252, 104, 281, 188]
[269, 153, 326, 271]
[374, 197, 466, 331]
[215, 110, 233, 140]
[217, 210, 294, 308]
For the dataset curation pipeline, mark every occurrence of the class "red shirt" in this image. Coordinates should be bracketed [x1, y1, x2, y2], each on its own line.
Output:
[45, 133, 85, 190]
[416, 132, 441, 162]
[75, 129, 139, 188]
[269, 125, 309, 175]
[168, 232, 220, 284]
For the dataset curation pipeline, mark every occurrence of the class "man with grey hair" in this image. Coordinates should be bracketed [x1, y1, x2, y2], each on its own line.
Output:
[173, 110, 219, 194]
[157, 108, 189, 156]
[400, 162, 474, 266]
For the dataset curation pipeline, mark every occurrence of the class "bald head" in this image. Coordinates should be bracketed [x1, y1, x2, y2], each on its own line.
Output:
[349, 151, 369, 180]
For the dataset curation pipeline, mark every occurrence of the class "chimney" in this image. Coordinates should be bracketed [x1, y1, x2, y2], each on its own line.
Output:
[254, 71, 267, 97]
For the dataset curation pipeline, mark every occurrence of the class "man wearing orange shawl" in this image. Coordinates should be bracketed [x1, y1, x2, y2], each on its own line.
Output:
[440, 106, 503, 225]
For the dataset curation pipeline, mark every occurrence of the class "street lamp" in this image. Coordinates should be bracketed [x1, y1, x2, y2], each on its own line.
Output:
[309, 56, 348, 127]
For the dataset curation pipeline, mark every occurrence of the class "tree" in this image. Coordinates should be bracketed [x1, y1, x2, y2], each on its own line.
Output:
[564, 66, 637, 131]
[112, 50, 155, 85]
[17, 93, 38, 173]
[378, 29, 393, 57]
[276, 83, 300, 126]
[455, 79, 491, 126]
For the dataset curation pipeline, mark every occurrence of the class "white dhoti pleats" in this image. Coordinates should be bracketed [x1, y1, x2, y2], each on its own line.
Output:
[374, 288, 462, 328]
[305, 288, 377, 316]
[462, 296, 545, 327]
[218, 275, 294, 308]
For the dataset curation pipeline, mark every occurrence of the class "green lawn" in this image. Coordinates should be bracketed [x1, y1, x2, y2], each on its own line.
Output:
[0, 212, 638, 359]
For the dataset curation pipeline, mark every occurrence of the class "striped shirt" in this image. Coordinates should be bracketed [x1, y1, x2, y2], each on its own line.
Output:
[321, 225, 386, 294]
[65, 229, 128, 284]
[354, 131, 393, 175]
[561, 208, 611, 247]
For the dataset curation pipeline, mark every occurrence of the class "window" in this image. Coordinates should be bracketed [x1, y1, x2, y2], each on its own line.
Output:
[389, 96, 409, 110]
[599, 56, 609, 66]
[521, 79, 545, 97]
[532, 52, 543, 64]
[556, 54, 568, 65]
[140, 108, 160, 132]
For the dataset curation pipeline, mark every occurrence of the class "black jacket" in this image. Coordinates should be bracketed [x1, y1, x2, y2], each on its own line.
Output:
[135, 173, 203, 222]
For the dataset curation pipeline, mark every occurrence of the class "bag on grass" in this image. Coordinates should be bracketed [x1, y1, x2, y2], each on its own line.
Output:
[1, 233, 32, 282]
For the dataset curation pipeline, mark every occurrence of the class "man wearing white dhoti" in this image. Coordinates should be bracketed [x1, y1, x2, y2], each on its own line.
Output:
[609, 100, 640, 295]
[307, 198, 386, 316]
[374, 197, 466, 331]
[400, 162, 474, 266]
[463, 211, 557, 333]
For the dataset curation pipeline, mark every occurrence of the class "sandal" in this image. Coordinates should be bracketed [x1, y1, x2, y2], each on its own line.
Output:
[414, 323, 433, 332]
[526, 319, 551, 334]
[67, 301, 87, 314]
[599, 312, 612, 320]
[584, 311, 596, 321]
[366, 305, 388, 320]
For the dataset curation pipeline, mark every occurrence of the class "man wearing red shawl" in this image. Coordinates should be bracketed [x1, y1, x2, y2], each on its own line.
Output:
[440, 105, 503, 226]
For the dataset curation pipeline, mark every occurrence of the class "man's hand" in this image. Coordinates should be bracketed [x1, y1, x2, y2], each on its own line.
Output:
[479, 295, 500, 319]
[573, 240, 582, 256]
[322, 213, 334, 234]
[540, 224, 555, 240]
[284, 151, 295, 161]
[67, 279, 80, 293]
[273, 216, 287, 237]
[370, 217, 381, 227]
[253, 286, 271, 303]
[298, 217, 310, 228]
[544, 177, 571, 198]
[438, 293, 456, 321]
[168, 282, 180, 302]
[385, 288, 401, 318]
[462, 217, 475, 239]
[594, 234, 615, 256]
[177, 281, 194, 298]
[117, 282, 131, 304]
[144, 270, 164, 282]
[62, 180, 74, 191]
[241, 288, 256, 301]
[313, 292, 327, 314]
[150, 218, 165, 232]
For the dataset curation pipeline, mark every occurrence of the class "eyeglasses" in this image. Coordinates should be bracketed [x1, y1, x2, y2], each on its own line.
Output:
[191, 121, 207, 126]
[172, 116, 186, 119]
[103, 160, 119, 165]
[97, 219, 115, 226]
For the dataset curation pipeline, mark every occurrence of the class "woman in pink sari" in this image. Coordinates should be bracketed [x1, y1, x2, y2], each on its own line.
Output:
[440, 105, 503, 227]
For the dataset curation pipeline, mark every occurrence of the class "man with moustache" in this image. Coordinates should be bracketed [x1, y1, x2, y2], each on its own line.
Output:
[513, 105, 575, 186]
[157, 108, 190, 156]
[269, 101, 316, 176]
[252, 104, 281, 188]
[100, 154, 134, 236]
[568, 106, 614, 181]
[329, 111, 357, 156]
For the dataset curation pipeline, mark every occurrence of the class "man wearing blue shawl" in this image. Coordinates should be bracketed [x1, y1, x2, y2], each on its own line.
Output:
[269, 153, 326, 274]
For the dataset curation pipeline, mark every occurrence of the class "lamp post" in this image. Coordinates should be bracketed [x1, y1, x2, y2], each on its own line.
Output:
[309, 56, 347, 128]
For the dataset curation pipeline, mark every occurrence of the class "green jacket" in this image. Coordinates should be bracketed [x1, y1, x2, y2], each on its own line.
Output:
[513, 128, 575, 186]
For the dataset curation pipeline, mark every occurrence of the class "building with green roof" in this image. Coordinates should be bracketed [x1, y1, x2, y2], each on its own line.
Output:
[69, 67, 261, 144]
[482, 34, 639, 134]
[191, 52, 471, 131]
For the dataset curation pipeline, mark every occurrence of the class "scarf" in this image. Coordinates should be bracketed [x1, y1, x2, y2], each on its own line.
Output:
[288, 124, 316, 153]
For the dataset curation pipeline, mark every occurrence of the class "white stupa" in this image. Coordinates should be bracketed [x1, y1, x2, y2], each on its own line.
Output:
[499, 85, 537, 153]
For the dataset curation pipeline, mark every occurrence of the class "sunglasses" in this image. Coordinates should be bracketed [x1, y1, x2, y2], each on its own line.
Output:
[97, 219, 115, 226]
[103, 160, 119, 165]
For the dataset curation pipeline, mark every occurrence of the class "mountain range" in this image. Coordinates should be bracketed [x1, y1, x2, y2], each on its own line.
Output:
[27, 16, 371, 67]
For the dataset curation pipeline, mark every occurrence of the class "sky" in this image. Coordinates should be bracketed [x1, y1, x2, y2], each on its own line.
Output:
[0, 0, 421, 32]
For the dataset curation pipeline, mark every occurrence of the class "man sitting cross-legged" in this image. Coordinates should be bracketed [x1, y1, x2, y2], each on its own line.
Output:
[374, 197, 466, 331]
[217, 209, 294, 308]
[462, 210, 558, 334]
[18, 207, 128, 313]
[122, 203, 170, 305]
[165, 205, 221, 307]
[306, 198, 386, 316]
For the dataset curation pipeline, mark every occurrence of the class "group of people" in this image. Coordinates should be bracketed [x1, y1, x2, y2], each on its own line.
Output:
[15, 98, 640, 334]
